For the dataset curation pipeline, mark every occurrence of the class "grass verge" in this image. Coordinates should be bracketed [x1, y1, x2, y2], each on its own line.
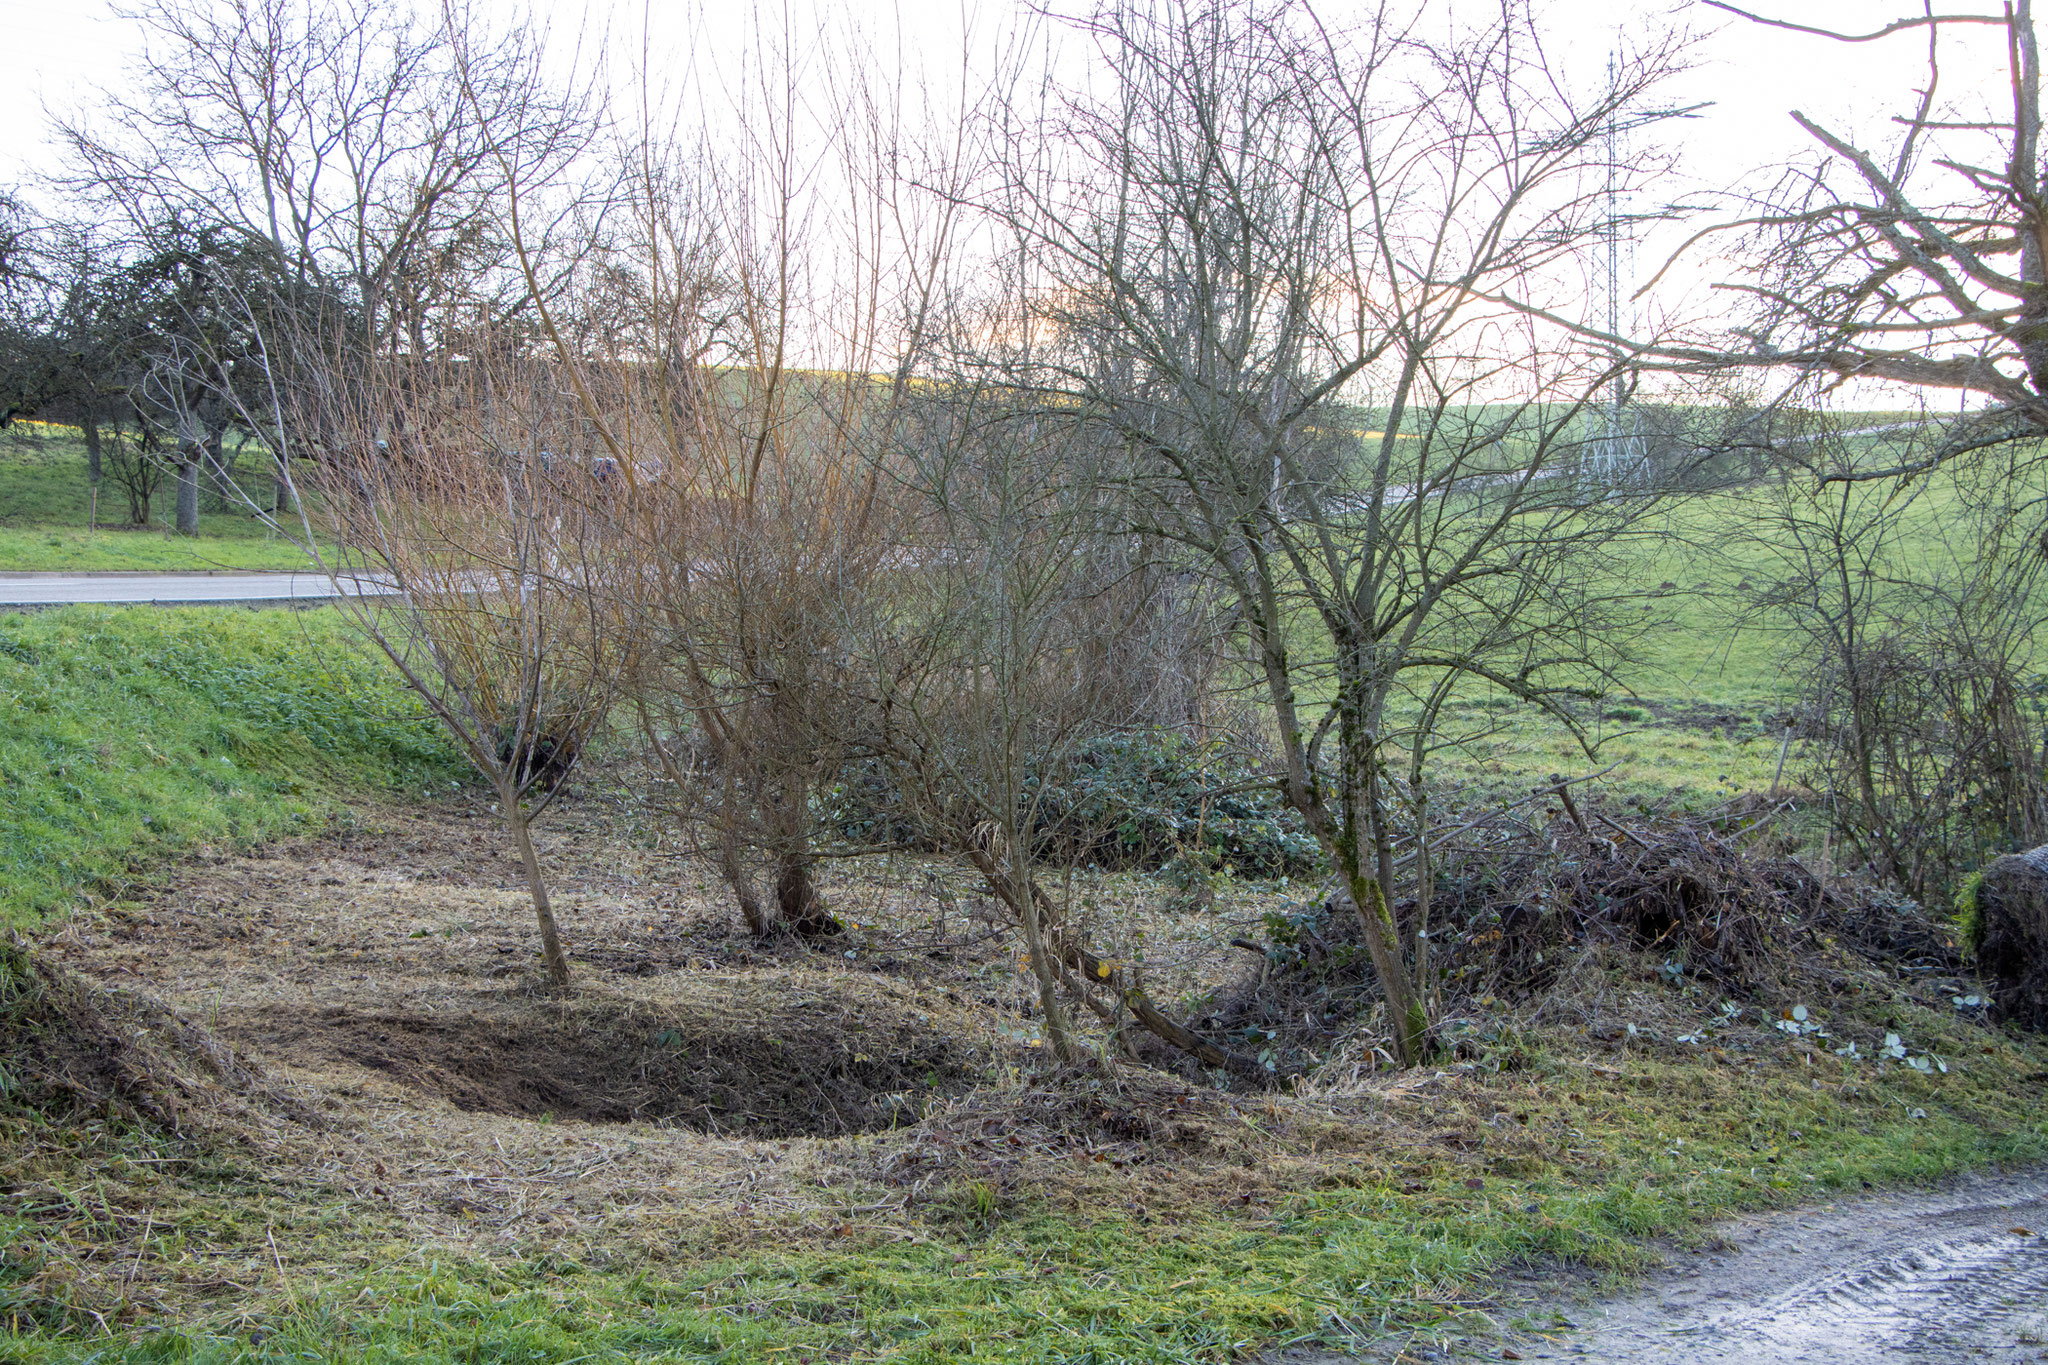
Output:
[2, 983, 2043, 1363]
[0, 605, 463, 930]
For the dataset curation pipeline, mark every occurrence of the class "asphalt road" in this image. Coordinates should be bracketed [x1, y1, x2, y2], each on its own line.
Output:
[0, 571, 395, 607]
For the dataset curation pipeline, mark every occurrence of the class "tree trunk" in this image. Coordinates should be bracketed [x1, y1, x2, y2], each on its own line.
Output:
[1006, 844, 1080, 1064]
[175, 455, 200, 536]
[963, 846, 1263, 1075]
[272, 454, 292, 516]
[81, 416, 102, 484]
[1335, 691, 1430, 1066]
[507, 803, 571, 987]
[776, 849, 842, 938]
[770, 777, 841, 938]
[1346, 869, 1428, 1065]
[717, 807, 772, 937]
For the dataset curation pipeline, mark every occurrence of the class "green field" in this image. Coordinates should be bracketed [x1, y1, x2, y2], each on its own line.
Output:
[0, 429, 318, 572]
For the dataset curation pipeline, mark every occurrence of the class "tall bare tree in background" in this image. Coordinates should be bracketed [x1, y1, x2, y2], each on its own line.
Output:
[78, 0, 632, 986]
[54, 0, 596, 533]
[1655, 4, 2048, 911]
[985, 0, 1693, 1063]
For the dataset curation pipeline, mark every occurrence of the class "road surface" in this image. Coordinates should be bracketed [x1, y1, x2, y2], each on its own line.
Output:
[0, 571, 396, 607]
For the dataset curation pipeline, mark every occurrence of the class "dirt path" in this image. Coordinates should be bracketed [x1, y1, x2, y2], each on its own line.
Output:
[1531, 1167, 2048, 1363]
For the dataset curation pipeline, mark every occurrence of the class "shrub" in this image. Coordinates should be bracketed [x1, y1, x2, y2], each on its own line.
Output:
[1027, 731, 1319, 878]
[824, 730, 1319, 880]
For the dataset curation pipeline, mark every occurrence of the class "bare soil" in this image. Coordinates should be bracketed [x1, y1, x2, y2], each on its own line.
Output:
[52, 798, 997, 1138]
[30, 792, 1368, 1305]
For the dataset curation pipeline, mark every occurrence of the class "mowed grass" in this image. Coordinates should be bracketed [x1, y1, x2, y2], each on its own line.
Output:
[0, 429, 318, 572]
[0, 605, 464, 929]
[6, 1004, 2044, 1364]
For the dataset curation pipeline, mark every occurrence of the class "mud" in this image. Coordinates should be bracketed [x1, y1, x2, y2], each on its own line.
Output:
[1263, 1168, 2048, 1364]
[1542, 1167, 2048, 1363]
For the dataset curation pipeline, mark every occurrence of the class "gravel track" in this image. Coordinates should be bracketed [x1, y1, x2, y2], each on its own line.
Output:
[1545, 1168, 2048, 1362]
[1267, 1167, 2048, 1364]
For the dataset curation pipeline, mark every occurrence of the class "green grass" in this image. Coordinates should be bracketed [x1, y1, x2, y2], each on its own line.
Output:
[0, 430, 318, 572]
[6, 1016, 2043, 1363]
[0, 605, 464, 929]
[1345, 462, 2042, 811]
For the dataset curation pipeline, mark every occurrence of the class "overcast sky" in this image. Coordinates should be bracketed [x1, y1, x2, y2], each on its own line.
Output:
[0, 0, 2019, 345]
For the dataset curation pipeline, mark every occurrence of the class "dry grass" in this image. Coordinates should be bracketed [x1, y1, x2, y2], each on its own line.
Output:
[6, 790, 2046, 1357]
[11, 795, 1328, 1311]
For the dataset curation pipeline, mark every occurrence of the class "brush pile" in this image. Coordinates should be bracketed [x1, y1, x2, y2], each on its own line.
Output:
[0, 940, 308, 1138]
[1212, 813, 1968, 1070]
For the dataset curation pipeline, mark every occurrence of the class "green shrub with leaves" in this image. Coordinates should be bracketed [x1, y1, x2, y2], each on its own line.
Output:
[1028, 731, 1318, 877]
[826, 730, 1317, 879]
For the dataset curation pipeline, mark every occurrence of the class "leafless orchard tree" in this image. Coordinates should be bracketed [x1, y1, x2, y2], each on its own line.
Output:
[980, 0, 1695, 1064]
[485, 12, 977, 940]
[849, 378, 1273, 1075]
[56, 0, 597, 533]
[90, 0, 635, 987]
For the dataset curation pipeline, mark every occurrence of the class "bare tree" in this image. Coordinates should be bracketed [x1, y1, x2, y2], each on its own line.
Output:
[1733, 441, 2048, 902]
[981, 0, 1693, 1064]
[1654, 2, 2048, 460]
[54, 0, 601, 536]
[301, 350, 637, 988]
[527, 10, 976, 941]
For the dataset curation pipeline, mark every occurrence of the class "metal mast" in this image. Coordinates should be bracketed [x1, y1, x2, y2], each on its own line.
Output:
[1592, 49, 1645, 486]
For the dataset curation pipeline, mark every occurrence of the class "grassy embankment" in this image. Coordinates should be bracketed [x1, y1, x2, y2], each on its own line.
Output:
[0, 606, 463, 931]
[0, 429, 317, 572]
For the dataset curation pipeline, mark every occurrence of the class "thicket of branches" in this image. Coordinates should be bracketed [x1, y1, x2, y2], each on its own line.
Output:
[10, 0, 2046, 1060]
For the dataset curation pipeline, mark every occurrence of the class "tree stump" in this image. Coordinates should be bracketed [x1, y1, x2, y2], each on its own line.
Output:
[1971, 846, 2048, 1029]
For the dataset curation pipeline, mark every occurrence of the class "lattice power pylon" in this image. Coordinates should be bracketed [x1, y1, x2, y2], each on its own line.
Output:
[1587, 50, 1648, 488]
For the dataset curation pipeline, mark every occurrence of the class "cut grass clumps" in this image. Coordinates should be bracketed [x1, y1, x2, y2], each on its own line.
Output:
[0, 605, 463, 929]
[0, 939, 303, 1136]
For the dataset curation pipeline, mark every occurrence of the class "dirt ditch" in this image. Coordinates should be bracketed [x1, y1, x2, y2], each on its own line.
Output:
[48, 799, 1001, 1139]
[219, 991, 977, 1136]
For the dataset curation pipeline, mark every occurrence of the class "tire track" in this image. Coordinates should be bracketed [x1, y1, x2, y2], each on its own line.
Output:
[1559, 1170, 2048, 1363]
